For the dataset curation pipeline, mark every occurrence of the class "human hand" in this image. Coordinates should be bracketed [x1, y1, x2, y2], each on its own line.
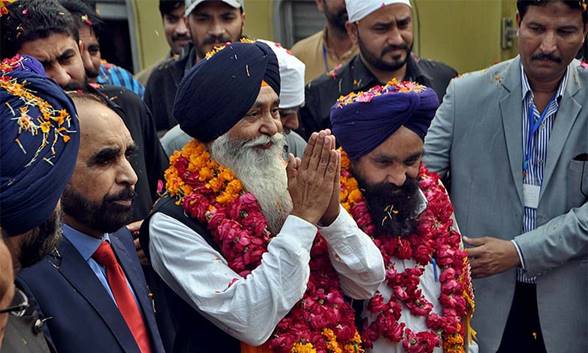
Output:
[287, 131, 338, 225]
[464, 236, 520, 278]
[126, 220, 148, 266]
[318, 130, 340, 226]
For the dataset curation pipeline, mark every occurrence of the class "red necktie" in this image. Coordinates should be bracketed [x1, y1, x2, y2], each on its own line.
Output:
[93, 241, 152, 353]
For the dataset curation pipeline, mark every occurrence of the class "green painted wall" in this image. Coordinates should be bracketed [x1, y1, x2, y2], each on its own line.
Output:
[131, 0, 169, 70]
[243, 0, 274, 40]
[414, 0, 517, 74]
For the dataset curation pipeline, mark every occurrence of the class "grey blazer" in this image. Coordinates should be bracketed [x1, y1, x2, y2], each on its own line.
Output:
[424, 57, 587, 353]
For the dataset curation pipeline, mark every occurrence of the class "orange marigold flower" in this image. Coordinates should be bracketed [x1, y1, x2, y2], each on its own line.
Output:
[339, 189, 348, 202]
[348, 189, 362, 204]
[40, 121, 52, 134]
[180, 184, 193, 195]
[225, 179, 242, 194]
[290, 342, 316, 353]
[219, 169, 234, 181]
[340, 150, 350, 169]
[207, 177, 223, 192]
[53, 109, 68, 125]
[199, 167, 212, 181]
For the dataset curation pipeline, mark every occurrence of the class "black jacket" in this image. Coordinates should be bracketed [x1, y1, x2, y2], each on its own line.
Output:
[144, 48, 196, 134]
[0, 283, 55, 353]
[298, 54, 458, 140]
[140, 196, 241, 353]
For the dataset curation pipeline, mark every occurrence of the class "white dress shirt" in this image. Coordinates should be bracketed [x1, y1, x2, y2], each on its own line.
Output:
[149, 205, 385, 346]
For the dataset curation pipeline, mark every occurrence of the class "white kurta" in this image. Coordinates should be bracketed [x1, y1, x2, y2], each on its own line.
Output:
[149, 205, 385, 346]
[366, 260, 442, 353]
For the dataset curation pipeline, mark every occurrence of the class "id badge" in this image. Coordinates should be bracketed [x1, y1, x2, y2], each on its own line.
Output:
[523, 184, 541, 209]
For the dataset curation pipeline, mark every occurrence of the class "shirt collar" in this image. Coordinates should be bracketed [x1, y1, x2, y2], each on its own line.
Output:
[405, 54, 432, 86]
[183, 46, 198, 78]
[62, 224, 109, 262]
[520, 64, 569, 102]
[351, 55, 380, 91]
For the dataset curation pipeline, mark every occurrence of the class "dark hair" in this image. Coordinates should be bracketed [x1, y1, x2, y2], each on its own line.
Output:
[159, 0, 184, 17]
[59, 0, 103, 37]
[517, 0, 588, 23]
[0, 0, 80, 59]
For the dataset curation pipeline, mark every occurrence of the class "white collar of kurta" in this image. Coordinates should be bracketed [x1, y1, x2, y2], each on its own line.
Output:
[414, 187, 428, 217]
[345, 0, 412, 23]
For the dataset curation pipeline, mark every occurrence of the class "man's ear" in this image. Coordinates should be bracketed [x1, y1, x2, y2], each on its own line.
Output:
[78, 40, 92, 69]
[314, 0, 325, 13]
[345, 21, 358, 45]
[241, 10, 246, 32]
[515, 12, 522, 29]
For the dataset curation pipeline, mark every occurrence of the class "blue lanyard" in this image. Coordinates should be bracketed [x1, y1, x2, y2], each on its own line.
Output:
[522, 96, 556, 175]
[322, 44, 330, 73]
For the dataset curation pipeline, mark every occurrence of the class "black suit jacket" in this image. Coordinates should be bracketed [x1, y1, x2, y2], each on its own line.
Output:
[18, 228, 165, 353]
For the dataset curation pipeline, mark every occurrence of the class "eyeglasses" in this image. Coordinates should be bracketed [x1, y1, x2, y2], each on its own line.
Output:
[0, 288, 29, 317]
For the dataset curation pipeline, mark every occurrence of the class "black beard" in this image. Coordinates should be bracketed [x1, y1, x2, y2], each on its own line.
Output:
[354, 172, 420, 237]
[19, 209, 62, 268]
[61, 185, 135, 235]
[62, 76, 90, 91]
[325, 8, 348, 33]
[358, 32, 413, 73]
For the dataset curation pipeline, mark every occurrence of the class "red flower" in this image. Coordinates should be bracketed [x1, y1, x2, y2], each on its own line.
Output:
[396, 239, 413, 259]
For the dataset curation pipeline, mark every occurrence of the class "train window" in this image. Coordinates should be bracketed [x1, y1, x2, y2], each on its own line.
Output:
[274, 0, 324, 48]
[93, 0, 139, 73]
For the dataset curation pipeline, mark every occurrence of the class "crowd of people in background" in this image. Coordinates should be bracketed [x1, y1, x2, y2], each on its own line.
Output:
[0, 0, 586, 353]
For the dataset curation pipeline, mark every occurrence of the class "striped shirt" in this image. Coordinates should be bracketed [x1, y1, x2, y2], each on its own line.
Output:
[516, 65, 568, 283]
[97, 62, 145, 98]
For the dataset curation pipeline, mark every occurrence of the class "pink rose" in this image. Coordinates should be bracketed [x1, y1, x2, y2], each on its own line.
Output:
[393, 286, 409, 301]
[368, 293, 387, 313]
[441, 279, 462, 295]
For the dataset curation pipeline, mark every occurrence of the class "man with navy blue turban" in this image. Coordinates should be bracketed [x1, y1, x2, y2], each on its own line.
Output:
[330, 80, 478, 353]
[143, 40, 384, 353]
[0, 54, 80, 352]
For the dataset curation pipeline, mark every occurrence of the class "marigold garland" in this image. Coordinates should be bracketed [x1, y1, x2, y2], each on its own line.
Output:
[0, 55, 75, 166]
[339, 150, 475, 353]
[165, 139, 364, 353]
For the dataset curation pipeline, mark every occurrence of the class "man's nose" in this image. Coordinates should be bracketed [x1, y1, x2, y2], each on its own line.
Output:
[48, 65, 71, 87]
[539, 31, 557, 54]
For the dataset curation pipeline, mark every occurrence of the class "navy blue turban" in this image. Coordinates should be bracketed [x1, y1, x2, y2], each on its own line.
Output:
[0, 55, 80, 236]
[173, 41, 281, 142]
[330, 81, 439, 160]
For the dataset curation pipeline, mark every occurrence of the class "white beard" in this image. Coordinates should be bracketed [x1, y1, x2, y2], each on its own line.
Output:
[211, 133, 293, 235]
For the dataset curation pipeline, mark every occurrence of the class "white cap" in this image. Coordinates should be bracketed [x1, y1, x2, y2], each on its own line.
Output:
[185, 0, 243, 17]
[345, 0, 411, 23]
[258, 39, 305, 109]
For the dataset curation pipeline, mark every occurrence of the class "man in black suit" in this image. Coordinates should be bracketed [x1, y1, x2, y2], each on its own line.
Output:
[19, 93, 165, 353]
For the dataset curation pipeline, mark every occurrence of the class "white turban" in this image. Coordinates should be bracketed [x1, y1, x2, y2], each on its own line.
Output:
[345, 0, 412, 23]
[258, 40, 305, 109]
